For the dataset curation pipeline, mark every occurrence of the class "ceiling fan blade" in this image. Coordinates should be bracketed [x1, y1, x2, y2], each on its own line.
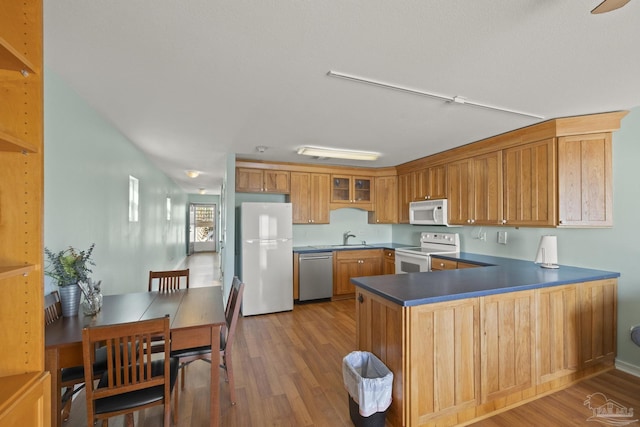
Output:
[591, 0, 630, 14]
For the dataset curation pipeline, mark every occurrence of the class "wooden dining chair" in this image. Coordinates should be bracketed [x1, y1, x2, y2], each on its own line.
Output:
[148, 269, 189, 292]
[45, 291, 110, 422]
[82, 315, 179, 427]
[170, 276, 245, 404]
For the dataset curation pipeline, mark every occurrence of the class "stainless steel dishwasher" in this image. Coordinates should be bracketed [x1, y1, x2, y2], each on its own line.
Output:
[298, 252, 333, 301]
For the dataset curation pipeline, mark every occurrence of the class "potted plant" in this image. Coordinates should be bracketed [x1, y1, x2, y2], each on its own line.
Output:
[44, 243, 96, 317]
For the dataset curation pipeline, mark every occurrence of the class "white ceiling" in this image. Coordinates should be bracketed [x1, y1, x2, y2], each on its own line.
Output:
[43, 1, 640, 194]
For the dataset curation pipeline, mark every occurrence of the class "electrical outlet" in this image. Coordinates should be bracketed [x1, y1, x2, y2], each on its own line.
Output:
[480, 232, 486, 241]
[498, 231, 507, 245]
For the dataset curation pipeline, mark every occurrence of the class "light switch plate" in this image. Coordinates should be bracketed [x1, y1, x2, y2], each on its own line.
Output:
[498, 231, 508, 245]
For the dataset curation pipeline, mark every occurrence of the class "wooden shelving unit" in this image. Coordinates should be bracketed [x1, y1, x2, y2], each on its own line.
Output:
[0, 0, 48, 424]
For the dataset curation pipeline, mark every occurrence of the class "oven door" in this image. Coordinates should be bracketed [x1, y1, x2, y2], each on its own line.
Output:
[395, 251, 431, 274]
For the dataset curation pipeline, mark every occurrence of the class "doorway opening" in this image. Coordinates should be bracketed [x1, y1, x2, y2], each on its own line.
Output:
[188, 203, 216, 254]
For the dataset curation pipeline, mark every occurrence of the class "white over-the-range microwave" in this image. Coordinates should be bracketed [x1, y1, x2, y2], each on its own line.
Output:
[409, 199, 450, 226]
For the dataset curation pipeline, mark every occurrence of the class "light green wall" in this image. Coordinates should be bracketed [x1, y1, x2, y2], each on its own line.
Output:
[44, 70, 188, 296]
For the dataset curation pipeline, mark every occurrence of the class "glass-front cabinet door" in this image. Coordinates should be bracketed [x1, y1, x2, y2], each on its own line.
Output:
[331, 175, 372, 205]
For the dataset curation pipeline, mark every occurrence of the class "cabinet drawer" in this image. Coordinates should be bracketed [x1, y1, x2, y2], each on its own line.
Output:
[431, 257, 457, 270]
[457, 261, 479, 269]
[383, 249, 395, 260]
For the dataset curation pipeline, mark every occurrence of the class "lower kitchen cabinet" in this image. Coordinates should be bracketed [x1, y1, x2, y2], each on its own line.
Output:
[355, 278, 617, 426]
[536, 284, 579, 385]
[382, 249, 395, 274]
[480, 290, 536, 403]
[333, 249, 382, 298]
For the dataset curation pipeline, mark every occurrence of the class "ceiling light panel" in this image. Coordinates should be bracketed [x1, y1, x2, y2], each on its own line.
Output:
[297, 146, 380, 161]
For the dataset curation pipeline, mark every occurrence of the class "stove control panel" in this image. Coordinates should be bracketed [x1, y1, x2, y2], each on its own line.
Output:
[420, 232, 460, 247]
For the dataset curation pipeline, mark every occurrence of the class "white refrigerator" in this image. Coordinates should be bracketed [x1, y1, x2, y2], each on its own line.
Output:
[240, 202, 293, 316]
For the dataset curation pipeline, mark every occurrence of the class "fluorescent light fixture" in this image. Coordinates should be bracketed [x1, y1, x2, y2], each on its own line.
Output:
[198, 188, 206, 195]
[326, 70, 544, 120]
[534, 235, 559, 269]
[297, 146, 380, 161]
[185, 170, 200, 178]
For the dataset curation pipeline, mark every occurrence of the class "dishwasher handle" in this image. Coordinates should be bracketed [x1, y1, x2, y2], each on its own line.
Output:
[300, 255, 332, 260]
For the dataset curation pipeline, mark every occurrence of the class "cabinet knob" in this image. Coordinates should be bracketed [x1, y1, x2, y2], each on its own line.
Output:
[439, 262, 444, 267]
[358, 294, 364, 303]
[501, 219, 507, 224]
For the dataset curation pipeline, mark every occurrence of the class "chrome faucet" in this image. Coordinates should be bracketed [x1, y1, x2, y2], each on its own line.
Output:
[343, 231, 356, 245]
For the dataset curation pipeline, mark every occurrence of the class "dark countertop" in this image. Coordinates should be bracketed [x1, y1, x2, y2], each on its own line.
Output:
[351, 252, 620, 307]
[293, 242, 412, 253]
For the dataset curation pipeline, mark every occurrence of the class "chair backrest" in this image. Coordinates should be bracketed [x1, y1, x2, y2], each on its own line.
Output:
[148, 269, 189, 292]
[45, 290, 62, 325]
[222, 277, 245, 352]
[82, 315, 172, 423]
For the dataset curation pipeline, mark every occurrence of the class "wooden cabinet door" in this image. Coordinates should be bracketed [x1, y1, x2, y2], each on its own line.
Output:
[398, 173, 411, 223]
[536, 285, 579, 385]
[309, 173, 330, 224]
[503, 139, 556, 227]
[472, 151, 503, 225]
[579, 279, 617, 367]
[356, 289, 405, 427]
[334, 250, 382, 297]
[360, 255, 382, 277]
[382, 250, 395, 275]
[290, 173, 329, 224]
[407, 298, 479, 426]
[558, 133, 613, 227]
[264, 170, 290, 193]
[236, 168, 264, 192]
[331, 175, 351, 203]
[413, 165, 446, 201]
[447, 158, 474, 225]
[290, 172, 311, 224]
[334, 257, 360, 296]
[480, 290, 535, 403]
[370, 176, 398, 223]
[413, 169, 429, 201]
[0, 373, 50, 427]
[352, 176, 373, 205]
[428, 165, 447, 199]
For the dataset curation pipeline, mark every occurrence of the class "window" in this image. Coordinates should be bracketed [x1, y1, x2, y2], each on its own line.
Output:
[129, 175, 139, 222]
[166, 197, 171, 221]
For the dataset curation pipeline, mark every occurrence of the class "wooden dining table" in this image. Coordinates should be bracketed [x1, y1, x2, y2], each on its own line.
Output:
[45, 286, 226, 427]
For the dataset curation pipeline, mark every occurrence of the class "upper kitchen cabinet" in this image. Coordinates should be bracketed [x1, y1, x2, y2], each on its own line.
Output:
[288, 172, 330, 224]
[0, 0, 49, 425]
[413, 165, 446, 201]
[398, 173, 412, 224]
[236, 167, 290, 193]
[330, 175, 374, 210]
[368, 175, 398, 224]
[557, 133, 612, 227]
[503, 138, 556, 227]
[448, 151, 502, 226]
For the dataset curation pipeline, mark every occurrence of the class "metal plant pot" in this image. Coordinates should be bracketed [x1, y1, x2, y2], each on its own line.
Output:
[59, 284, 81, 317]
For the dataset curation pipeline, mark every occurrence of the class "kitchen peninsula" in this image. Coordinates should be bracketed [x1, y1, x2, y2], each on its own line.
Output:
[351, 253, 619, 427]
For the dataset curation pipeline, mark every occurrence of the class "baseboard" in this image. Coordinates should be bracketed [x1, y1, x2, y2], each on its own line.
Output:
[615, 358, 640, 377]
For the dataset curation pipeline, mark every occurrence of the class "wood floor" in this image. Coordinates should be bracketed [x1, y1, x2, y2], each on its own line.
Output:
[62, 253, 640, 426]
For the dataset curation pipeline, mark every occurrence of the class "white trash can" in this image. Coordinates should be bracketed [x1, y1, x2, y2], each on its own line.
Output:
[342, 351, 393, 427]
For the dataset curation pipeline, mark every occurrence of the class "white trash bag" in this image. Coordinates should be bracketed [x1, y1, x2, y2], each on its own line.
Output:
[342, 351, 393, 417]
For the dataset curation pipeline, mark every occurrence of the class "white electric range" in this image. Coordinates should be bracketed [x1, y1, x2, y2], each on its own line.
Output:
[395, 232, 460, 274]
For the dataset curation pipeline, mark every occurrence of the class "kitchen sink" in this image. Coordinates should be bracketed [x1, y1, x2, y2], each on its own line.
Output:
[312, 244, 372, 249]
